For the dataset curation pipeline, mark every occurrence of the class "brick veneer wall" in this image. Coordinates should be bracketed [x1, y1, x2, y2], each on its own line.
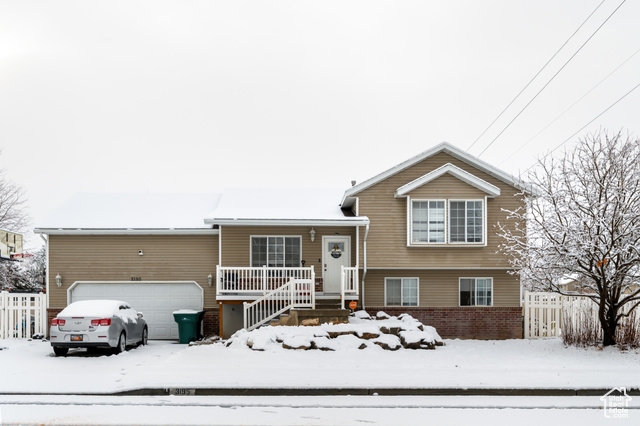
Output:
[315, 277, 323, 293]
[366, 307, 523, 339]
[47, 308, 63, 338]
[202, 308, 219, 337]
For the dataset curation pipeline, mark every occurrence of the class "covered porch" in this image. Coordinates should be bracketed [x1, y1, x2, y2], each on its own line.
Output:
[216, 265, 359, 333]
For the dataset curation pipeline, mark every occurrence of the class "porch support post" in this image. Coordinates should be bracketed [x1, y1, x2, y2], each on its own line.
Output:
[262, 265, 267, 295]
[311, 266, 315, 309]
[340, 265, 345, 309]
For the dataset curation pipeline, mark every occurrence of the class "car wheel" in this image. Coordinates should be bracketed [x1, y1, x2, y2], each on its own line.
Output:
[114, 332, 126, 354]
[139, 327, 148, 346]
[53, 346, 68, 357]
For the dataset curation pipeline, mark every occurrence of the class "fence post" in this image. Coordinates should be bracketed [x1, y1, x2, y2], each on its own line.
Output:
[523, 291, 530, 339]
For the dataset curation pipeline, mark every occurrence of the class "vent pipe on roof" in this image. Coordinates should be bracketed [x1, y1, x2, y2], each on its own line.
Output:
[351, 180, 356, 187]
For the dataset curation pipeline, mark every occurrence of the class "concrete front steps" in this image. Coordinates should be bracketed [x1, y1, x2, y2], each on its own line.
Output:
[270, 298, 350, 327]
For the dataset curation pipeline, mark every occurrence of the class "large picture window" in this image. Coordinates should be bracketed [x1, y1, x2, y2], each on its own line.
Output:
[251, 236, 301, 267]
[459, 278, 492, 306]
[385, 278, 419, 306]
[410, 199, 484, 245]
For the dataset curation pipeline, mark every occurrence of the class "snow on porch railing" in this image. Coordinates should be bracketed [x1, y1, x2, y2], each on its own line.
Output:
[243, 278, 315, 331]
[216, 266, 314, 295]
[523, 291, 563, 338]
[340, 266, 359, 309]
[0, 291, 48, 339]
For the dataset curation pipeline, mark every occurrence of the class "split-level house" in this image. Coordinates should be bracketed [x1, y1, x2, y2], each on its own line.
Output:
[36, 142, 527, 340]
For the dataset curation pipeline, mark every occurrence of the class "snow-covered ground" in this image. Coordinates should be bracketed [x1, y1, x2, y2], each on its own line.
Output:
[0, 395, 636, 425]
[0, 336, 639, 394]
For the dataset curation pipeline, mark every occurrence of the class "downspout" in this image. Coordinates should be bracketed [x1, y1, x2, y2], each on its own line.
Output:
[40, 234, 49, 310]
[361, 222, 369, 311]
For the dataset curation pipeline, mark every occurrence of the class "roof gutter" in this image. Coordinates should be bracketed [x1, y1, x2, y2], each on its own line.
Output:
[34, 228, 219, 236]
[204, 218, 370, 227]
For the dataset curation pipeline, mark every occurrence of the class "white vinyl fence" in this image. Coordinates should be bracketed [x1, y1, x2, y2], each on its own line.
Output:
[523, 292, 563, 338]
[524, 291, 640, 340]
[0, 291, 48, 339]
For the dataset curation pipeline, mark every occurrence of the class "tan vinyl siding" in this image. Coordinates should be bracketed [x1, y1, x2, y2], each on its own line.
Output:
[356, 151, 524, 268]
[48, 235, 218, 309]
[220, 226, 357, 273]
[364, 269, 520, 307]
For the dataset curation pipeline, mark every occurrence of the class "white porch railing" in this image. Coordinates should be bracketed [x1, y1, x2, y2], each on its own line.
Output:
[0, 292, 48, 339]
[243, 279, 315, 331]
[340, 266, 359, 309]
[217, 266, 315, 295]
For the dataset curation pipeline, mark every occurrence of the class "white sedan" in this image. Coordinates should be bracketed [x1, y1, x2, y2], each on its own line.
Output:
[50, 300, 148, 356]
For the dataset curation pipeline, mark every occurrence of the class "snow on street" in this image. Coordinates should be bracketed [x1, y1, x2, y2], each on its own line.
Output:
[0, 395, 637, 425]
[0, 337, 639, 394]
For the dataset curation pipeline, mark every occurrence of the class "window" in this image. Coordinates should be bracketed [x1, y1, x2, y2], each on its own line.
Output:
[385, 278, 419, 306]
[459, 278, 492, 306]
[449, 200, 483, 243]
[410, 199, 484, 245]
[412, 200, 445, 243]
[251, 236, 301, 267]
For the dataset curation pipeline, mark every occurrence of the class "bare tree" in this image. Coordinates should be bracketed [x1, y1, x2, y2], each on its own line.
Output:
[0, 164, 29, 233]
[498, 131, 640, 346]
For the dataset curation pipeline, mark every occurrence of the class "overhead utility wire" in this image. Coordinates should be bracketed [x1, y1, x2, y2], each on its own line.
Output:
[523, 79, 640, 174]
[499, 46, 640, 166]
[477, 0, 627, 157]
[466, 0, 607, 152]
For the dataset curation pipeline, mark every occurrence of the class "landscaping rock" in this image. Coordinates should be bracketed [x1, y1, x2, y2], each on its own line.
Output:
[300, 318, 319, 326]
[373, 334, 402, 351]
[357, 332, 380, 340]
[376, 311, 391, 320]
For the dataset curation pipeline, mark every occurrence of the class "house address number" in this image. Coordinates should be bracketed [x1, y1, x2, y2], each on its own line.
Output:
[169, 388, 196, 396]
[131, 277, 142, 281]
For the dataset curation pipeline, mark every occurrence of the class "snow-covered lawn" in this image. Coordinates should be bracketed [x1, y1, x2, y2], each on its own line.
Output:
[0, 336, 639, 394]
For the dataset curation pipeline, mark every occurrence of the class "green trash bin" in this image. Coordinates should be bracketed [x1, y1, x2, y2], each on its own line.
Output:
[173, 310, 204, 344]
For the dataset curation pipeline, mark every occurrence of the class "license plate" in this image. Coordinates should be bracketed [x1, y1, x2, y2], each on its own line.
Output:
[70, 335, 83, 341]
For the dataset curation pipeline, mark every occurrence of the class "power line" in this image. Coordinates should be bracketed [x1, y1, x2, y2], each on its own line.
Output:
[467, 0, 607, 152]
[499, 46, 640, 166]
[522, 79, 640, 174]
[477, 0, 627, 157]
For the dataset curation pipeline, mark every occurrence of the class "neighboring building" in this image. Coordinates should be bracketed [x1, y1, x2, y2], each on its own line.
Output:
[35, 142, 528, 340]
[0, 229, 23, 261]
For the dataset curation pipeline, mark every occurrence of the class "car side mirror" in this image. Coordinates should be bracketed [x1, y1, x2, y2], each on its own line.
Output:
[137, 312, 144, 318]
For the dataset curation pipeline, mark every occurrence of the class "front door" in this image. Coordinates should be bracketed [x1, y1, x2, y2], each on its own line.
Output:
[322, 236, 351, 294]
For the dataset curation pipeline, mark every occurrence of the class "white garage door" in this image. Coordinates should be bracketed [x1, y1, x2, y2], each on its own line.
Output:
[69, 282, 203, 340]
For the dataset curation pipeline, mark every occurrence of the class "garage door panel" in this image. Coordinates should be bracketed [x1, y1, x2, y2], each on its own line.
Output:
[70, 283, 203, 340]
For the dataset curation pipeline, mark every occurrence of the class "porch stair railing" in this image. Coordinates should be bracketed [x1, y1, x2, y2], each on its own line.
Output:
[243, 272, 315, 331]
[340, 266, 359, 309]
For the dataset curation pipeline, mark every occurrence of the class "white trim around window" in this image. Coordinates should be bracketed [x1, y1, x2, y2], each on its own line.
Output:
[250, 235, 302, 268]
[384, 277, 419, 307]
[459, 277, 493, 306]
[408, 197, 486, 246]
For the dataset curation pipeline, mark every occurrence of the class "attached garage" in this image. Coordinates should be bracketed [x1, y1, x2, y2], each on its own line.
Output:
[68, 281, 204, 340]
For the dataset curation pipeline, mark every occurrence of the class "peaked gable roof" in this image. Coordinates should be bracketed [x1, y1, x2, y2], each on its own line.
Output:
[394, 163, 501, 198]
[341, 142, 525, 205]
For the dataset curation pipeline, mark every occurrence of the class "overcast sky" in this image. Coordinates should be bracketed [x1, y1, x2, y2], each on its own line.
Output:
[1, 0, 639, 249]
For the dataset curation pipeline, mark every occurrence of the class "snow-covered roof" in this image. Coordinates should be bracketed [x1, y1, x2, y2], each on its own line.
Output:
[35, 193, 221, 235]
[205, 188, 369, 226]
[342, 142, 528, 206]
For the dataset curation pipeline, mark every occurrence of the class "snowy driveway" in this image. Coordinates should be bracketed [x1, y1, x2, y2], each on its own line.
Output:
[1, 338, 639, 394]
